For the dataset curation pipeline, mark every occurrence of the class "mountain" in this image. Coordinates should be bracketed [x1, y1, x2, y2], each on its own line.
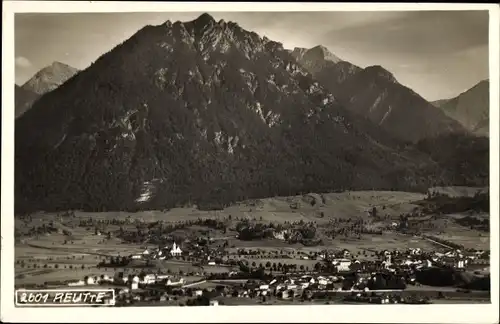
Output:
[291, 46, 362, 91]
[291, 45, 342, 73]
[334, 65, 467, 143]
[21, 61, 79, 95]
[292, 46, 467, 143]
[14, 14, 483, 213]
[432, 80, 489, 136]
[15, 85, 40, 118]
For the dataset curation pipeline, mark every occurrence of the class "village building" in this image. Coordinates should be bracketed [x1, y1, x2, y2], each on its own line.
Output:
[317, 276, 328, 286]
[130, 281, 139, 290]
[67, 279, 85, 286]
[84, 276, 95, 285]
[168, 242, 182, 256]
[166, 277, 184, 287]
[273, 230, 287, 240]
[156, 274, 170, 281]
[259, 284, 269, 291]
[130, 254, 143, 260]
[141, 274, 156, 285]
[332, 258, 352, 272]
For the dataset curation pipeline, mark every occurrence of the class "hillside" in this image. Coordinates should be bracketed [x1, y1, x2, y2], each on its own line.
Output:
[416, 133, 489, 187]
[432, 80, 489, 136]
[15, 85, 40, 118]
[292, 46, 467, 143]
[21, 61, 79, 95]
[15, 14, 483, 213]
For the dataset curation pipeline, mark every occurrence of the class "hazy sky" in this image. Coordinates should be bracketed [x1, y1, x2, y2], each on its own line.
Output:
[15, 11, 489, 101]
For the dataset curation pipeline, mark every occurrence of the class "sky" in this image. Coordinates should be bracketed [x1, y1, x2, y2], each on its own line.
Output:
[15, 10, 489, 101]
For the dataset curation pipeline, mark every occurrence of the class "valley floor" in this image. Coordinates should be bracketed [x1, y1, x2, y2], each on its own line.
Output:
[13, 187, 490, 305]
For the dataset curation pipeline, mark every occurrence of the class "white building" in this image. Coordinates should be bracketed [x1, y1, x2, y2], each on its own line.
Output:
[317, 276, 328, 286]
[85, 276, 95, 285]
[170, 242, 183, 256]
[166, 278, 184, 286]
[332, 259, 352, 272]
[141, 274, 156, 285]
[273, 230, 287, 240]
[156, 274, 170, 281]
[68, 280, 85, 286]
[130, 282, 139, 290]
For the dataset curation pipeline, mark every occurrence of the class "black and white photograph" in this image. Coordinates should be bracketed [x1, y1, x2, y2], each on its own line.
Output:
[2, 1, 499, 323]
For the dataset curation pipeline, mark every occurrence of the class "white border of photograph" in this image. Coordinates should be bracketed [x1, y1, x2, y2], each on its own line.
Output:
[2, 1, 499, 323]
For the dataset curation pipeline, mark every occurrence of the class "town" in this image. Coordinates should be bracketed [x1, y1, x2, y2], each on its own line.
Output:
[15, 189, 491, 306]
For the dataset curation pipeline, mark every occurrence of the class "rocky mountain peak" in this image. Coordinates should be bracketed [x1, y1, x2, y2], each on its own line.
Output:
[193, 13, 216, 26]
[21, 61, 79, 95]
[304, 45, 342, 63]
[290, 47, 308, 60]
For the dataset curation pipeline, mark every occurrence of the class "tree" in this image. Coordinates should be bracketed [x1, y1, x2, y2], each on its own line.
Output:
[265, 261, 272, 268]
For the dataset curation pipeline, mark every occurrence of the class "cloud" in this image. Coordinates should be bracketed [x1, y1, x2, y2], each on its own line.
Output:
[15, 56, 32, 68]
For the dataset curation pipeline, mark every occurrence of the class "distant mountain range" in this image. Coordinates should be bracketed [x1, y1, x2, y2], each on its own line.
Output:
[15, 13, 488, 213]
[292, 46, 467, 143]
[15, 61, 79, 118]
[432, 80, 489, 136]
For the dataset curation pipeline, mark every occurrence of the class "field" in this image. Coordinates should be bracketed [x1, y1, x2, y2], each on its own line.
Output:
[15, 187, 489, 288]
[17, 190, 427, 225]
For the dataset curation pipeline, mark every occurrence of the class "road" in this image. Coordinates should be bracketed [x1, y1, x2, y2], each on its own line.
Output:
[420, 236, 455, 250]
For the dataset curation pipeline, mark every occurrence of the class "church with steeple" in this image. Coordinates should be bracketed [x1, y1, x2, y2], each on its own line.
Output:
[169, 242, 182, 256]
